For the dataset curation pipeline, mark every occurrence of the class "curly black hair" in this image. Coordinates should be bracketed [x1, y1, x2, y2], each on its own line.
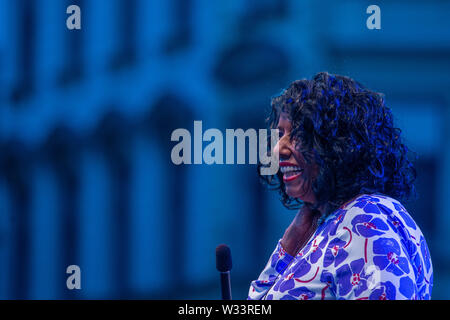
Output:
[259, 72, 416, 216]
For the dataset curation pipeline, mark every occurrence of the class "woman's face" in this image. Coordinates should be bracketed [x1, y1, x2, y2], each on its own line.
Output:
[274, 112, 318, 204]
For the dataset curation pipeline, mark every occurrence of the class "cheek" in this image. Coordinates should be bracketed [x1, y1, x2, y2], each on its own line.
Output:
[303, 165, 319, 184]
[295, 150, 319, 178]
[310, 163, 320, 179]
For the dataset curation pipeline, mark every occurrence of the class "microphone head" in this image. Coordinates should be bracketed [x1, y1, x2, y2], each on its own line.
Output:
[216, 244, 232, 272]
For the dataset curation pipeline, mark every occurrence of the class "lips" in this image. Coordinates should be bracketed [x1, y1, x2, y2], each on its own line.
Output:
[279, 162, 304, 182]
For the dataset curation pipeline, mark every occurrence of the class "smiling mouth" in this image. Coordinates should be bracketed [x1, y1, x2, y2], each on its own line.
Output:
[280, 165, 304, 182]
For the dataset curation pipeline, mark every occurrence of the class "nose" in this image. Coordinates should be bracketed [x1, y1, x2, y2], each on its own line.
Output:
[273, 135, 291, 161]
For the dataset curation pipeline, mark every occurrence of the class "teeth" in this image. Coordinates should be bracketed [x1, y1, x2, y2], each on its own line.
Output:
[280, 166, 303, 174]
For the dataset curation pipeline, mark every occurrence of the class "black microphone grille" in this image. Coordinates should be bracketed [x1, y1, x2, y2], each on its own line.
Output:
[216, 244, 232, 272]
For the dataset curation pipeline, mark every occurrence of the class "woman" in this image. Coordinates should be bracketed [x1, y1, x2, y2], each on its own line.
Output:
[249, 72, 433, 300]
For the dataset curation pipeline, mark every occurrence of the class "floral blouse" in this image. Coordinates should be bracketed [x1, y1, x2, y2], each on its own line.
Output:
[248, 194, 433, 300]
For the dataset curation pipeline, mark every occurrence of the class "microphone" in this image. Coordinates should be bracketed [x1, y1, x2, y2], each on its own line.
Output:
[215, 244, 232, 300]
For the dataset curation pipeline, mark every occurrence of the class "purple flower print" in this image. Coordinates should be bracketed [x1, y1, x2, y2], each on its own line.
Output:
[399, 276, 415, 299]
[336, 258, 370, 297]
[277, 259, 312, 293]
[292, 258, 312, 279]
[419, 235, 432, 273]
[320, 209, 346, 236]
[410, 249, 424, 285]
[369, 281, 396, 300]
[320, 269, 334, 284]
[320, 269, 337, 299]
[373, 237, 410, 276]
[271, 244, 294, 274]
[273, 275, 291, 292]
[323, 238, 349, 268]
[287, 286, 316, 300]
[353, 195, 380, 212]
[305, 235, 328, 264]
[247, 194, 433, 301]
[353, 195, 393, 216]
[279, 294, 297, 300]
[393, 202, 417, 230]
[279, 279, 295, 293]
[253, 279, 274, 288]
[392, 201, 406, 212]
[351, 214, 389, 237]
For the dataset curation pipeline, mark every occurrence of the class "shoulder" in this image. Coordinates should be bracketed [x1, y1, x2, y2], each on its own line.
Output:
[318, 193, 431, 278]
[343, 194, 397, 237]
[315, 194, 433, 299]
[324, 194, 419, 236]
[318, 193, 422, 248]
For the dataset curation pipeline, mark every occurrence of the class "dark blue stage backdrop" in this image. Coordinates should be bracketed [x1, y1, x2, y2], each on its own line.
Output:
[0, 0, 449, 299]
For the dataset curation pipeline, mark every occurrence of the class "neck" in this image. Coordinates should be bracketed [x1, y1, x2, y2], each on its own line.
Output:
[293, 204, 319, 230]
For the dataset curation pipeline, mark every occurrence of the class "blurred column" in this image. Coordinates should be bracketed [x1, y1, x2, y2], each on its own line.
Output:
[110, 0, 137, 70]
[1, 141, 31, 298]
[43, 126, 81, 298]
[128, 128, 168, 296]
[95, 111, 132, 298]
[10, 0, 35, 103]
[78, 136, 113, 298]
[0, 160, 12, 299]
[164, 0, 193, 54]
[59, 0, 84, 85]
[142, 94, 192, 297]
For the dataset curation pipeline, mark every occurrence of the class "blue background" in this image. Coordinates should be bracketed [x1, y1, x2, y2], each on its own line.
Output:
[0, 0, 449, 299]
